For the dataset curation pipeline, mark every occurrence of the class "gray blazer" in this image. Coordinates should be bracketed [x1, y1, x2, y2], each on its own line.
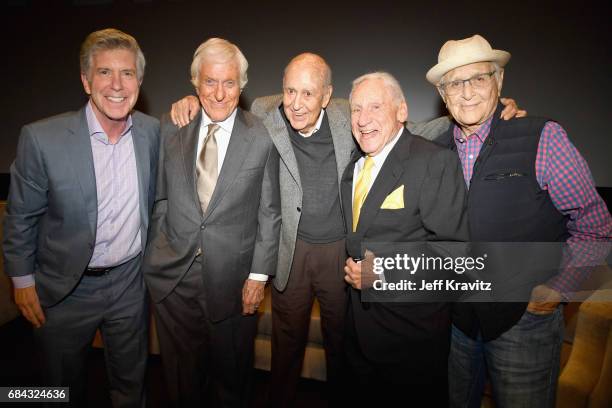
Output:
[143, 108, 281, 322]
[3, 107, 160, 307]
[251, 96, 354, 291]
[250, 95, 453, 291]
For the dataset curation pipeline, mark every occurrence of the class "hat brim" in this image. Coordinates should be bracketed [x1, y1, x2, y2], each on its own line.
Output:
[426, 50, 511, 85]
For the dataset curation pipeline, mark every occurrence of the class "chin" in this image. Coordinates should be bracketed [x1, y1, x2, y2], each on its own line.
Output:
[210, 111, 230, 122]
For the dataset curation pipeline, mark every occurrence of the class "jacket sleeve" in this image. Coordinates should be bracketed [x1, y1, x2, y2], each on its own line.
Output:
[3, 125, 49, 277]
[249, 139, 281, 276]
[406, 116, 452, 141]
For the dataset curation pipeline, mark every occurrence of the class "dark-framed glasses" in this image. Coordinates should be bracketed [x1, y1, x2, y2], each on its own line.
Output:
[439, 71, 496, 95]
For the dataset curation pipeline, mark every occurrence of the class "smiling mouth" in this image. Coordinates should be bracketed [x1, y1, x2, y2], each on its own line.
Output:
[358, 129, 379, 141]
[106, 96, 127, 103]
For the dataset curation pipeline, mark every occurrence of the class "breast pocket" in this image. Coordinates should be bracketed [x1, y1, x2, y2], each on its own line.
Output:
[483, 170, 527, 181]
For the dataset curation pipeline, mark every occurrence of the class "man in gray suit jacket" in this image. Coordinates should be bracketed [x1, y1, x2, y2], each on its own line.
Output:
[143, 38, 280, 407]
[3, 29, 159, 407]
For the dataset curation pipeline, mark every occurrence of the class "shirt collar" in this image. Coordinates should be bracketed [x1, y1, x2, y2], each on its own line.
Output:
[200, 107, 237, 134]
[85, 101, 133, 142]
[298, 109, 325, 137]
[453, 115, 494, 144]
[368, 126, 404, 169]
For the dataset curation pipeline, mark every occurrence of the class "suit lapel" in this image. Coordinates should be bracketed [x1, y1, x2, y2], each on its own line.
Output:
[326, 101, 354, 188]
[65, 108, 97, 238]
[130, 115, 150, 241]
[203, 108, 253, 221]
[341, 149, 362, 233]
[263, 106, 302, 190]
[179, 111, 202, 210]
[355, 131, 412, 234]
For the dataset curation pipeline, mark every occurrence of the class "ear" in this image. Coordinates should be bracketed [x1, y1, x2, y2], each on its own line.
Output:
[397, 100, 408, 123]
[81, 72, 91, 95]
[437, 88, 451, 111]
[436, 86, 447, 104]
[496, 69, 504, 97]
[321, 85, 333, 109]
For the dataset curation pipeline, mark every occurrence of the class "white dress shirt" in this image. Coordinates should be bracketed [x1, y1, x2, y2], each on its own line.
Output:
[298, 109, 325, 137]
[197, 108, 268, 282]
[352, 127, 404, 201]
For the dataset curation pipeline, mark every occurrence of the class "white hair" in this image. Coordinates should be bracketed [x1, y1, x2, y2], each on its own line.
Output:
[349, 71, 406, 107]
[190, 37, 248, 88]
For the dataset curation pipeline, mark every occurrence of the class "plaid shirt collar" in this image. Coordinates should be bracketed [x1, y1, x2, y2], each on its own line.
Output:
[453, 115, 494, 145]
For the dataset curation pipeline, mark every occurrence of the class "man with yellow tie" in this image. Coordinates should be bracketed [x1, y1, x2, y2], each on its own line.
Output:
[341, 72, 469, 407]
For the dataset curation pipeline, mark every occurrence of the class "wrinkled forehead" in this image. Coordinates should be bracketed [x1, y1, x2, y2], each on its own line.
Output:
[283, 63, 326, 89]
[350, 79, 392, 106]
[200, 58, 240, 78]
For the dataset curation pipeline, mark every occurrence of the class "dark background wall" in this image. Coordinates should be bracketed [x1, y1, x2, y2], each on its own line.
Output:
[2, 0, 610, 186]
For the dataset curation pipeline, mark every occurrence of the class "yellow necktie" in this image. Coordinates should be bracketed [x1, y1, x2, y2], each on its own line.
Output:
[352, 156, 375, 232]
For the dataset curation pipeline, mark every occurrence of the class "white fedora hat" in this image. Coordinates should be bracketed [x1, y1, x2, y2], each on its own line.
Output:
[426, 34, 511, 85]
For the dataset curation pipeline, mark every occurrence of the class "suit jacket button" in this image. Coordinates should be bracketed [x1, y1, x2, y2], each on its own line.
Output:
[297, 207, 301, 212]
[73, 273, 80, 279]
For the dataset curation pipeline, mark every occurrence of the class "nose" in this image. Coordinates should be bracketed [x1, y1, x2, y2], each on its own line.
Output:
[461, 81, 474, 99]
[357, 109, 371, 127]
[214, 83, 225, 101]
[291, 94, 302, 111]
[110, 72, 123, 91]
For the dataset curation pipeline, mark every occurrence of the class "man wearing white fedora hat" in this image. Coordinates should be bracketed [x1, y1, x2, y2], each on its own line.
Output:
[427, 34, 612, 407]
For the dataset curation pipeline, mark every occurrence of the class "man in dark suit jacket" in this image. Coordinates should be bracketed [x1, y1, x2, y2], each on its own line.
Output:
[3, 29, 159, 407]
[342, 72, 469, 406]
[143, 38, 280, 407]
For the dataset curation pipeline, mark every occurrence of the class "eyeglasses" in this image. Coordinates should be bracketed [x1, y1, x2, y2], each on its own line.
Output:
[438, 71, 497, 96]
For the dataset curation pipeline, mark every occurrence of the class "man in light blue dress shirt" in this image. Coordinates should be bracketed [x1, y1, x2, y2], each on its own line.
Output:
[3, 29, 159, 407]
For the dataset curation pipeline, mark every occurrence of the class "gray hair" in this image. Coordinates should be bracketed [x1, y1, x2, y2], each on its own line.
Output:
[80, 28, 146, 82]
[190, 38, 248, 89]
[349, 71, 406, 106]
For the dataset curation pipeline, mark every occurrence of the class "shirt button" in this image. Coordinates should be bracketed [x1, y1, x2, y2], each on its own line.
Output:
[200, 225, 205, 230]
[468, 154, 474, 159]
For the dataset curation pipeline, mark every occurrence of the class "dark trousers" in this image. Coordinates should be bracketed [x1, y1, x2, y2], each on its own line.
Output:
[34, 255, 148, 408]
[270, 238, 348, 407]
[153, 256, 258, 408]
[343, 298, 450, 408]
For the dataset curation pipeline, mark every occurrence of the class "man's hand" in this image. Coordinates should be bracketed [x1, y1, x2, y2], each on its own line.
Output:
[242, 279, 266, 315]
[14, 286, 46, 328]
[527, 284, 562, 315]
[499, 97, 527, 120]
[170, 95, 200, 128]
[344, 251, 377, 290]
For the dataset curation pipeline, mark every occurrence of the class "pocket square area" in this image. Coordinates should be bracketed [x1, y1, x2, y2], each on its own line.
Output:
[380, 185, 404, 209]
